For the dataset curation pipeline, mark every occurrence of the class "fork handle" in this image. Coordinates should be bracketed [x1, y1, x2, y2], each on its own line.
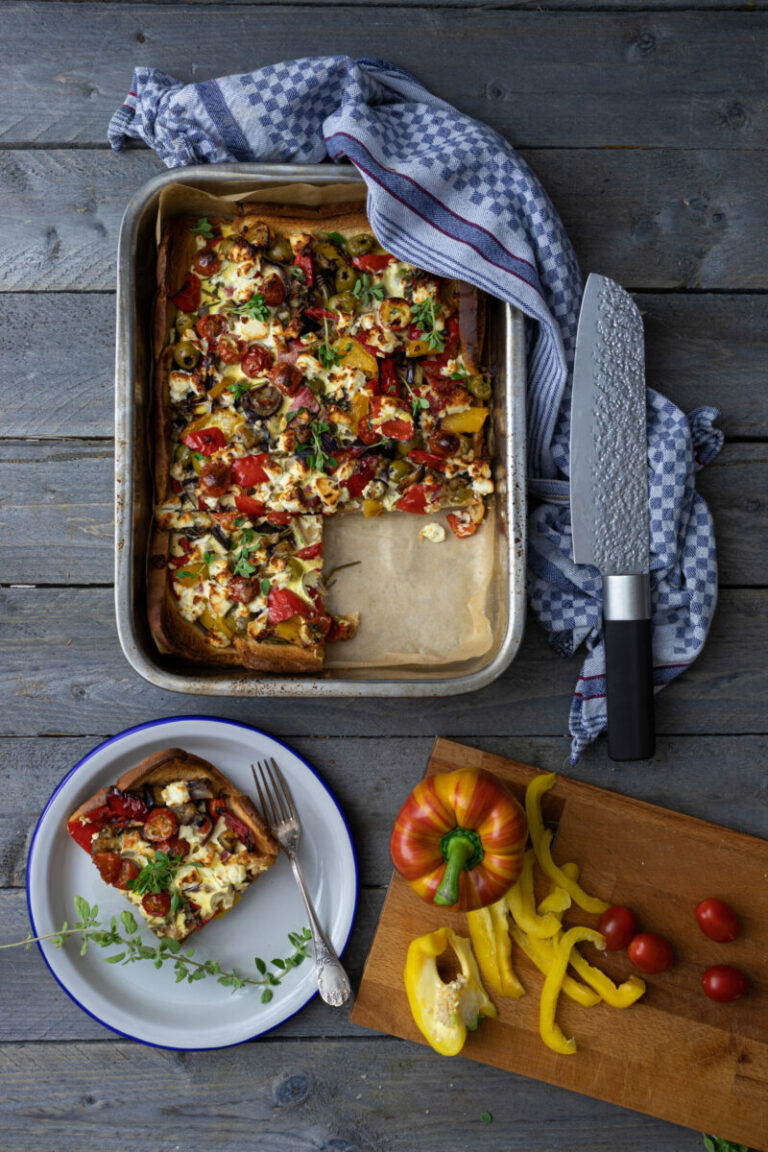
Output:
[286, 851, 352, 1008]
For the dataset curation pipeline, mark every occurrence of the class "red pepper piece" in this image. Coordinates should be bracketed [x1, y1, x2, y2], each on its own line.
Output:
[381, 418, 414, 441]
[396, 483, 443, 515]
[304, 306, 337, 322]
[170, 274, 201, 313]
[182, 427, 227, 456]
[379, 358, 400, 397]
[293, 242, 314, 286]
[207, 798, 256, 851]
[267, 586, 317, 624]
[232, 454, 271, 487]
[351, 253, 395, 273]
[408, 449, 446, 471]
[447, 512, 480, 539]
[234, 495, 266, 519]
[66, 804, 113, 853]
[343, 455, 378, 498]
[295, 542, 323, 560]
[106, 789, 148, 821]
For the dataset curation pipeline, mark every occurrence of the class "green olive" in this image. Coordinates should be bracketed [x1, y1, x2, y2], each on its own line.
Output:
[346, 234, 375, 257]
[306, 376, 325, 397]
[334, 265, 358, 292]
[328, 291, 357, 314]
[267, 234, 293, 264]
[388, 458, 413, 482]
[448, 483, 471, 504]
[173, 340, 200, 370]
[395, 437, 419, 458]
[175, 312, 194, 335]
[468, 375, 492, 400]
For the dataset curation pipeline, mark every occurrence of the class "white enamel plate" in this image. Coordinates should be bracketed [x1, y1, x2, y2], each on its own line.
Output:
[26, 717, 357, 1049]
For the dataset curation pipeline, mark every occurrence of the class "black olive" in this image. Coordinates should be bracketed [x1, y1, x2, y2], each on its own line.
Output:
[143, 786, 156, 811]
[241, 385, 282, 420]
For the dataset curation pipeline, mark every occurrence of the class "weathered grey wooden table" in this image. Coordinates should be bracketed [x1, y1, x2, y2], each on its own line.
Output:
[1, 3, 766, 1150]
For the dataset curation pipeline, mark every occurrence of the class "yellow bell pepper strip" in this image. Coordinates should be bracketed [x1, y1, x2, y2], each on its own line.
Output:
[390, 769, 527, 911]
[540, 926, 607, 1054]
[506, 849, 563, 939]
[466, 898, 525, 1000]
[525, 774, 609, 915]
[538, 884, 572, 917]
[405, 927, 497, 1056]
[567, 947, 646, 1008]
[509, 924, 601, 1008]
[441, 407, 489, 434]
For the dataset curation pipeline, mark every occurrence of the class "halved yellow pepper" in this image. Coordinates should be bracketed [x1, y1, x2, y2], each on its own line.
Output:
[441, 407, 489, 434]
[466, 898, 525, 1000]
[540, 926, 607, 1055]
[525, 774, 609, 915]
[506, 850, 562, 939]
[404, 927, 496, 1057]
[508, 924, 601, 1009]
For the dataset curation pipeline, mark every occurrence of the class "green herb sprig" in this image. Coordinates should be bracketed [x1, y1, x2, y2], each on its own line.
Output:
[322, 231, 346, 248]
[227, 380, 252, 401]
[317, 342, 342, 370]
[191, 218, 214, 239]
[352, 272, 384, 308]
[127, 851, 187, 915]
[304, 420, 338, 474]
[409, 296, 445, 353]
[3, 897, 312, 1001]
[231, 529, 265, 578]
[234, 293, 270, 323]
[404, 380, 430, 424]
[702, 1137, 750, 1152]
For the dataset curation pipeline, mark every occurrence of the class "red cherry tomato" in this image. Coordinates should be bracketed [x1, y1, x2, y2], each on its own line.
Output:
[702, 964, 748, 1003]
[142, 808, 179, 843]
[597, 905, 637, 951]
[142, 892, 171, 918]
[154, 836, 189, 861]
[627, 932, 673, 974]
[114, 859, 141, 890]
[92, 851, 121, 885]
[695, 898, 739, 943]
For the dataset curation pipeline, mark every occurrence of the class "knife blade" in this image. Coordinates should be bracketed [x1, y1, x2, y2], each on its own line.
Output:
[569, 273, 655, 761]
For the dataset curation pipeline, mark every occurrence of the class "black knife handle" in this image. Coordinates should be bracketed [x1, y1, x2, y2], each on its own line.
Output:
[604, 617, 656, 761]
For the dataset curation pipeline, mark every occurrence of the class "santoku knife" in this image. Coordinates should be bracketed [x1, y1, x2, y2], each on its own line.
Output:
[570, 273, 655, 761]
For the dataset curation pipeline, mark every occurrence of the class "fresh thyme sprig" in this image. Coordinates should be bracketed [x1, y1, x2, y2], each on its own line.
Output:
[404, 379, 430, 423]
[227, 380, 252, 401]
[352, 272, 384, 308]
[3, 897, 312, 1001]
[410, 296, 445, 353]
[234, 293, 270, 323]
[127, 851, 187, 915]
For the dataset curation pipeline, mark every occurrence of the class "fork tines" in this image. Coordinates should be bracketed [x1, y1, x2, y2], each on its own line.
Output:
[251, 757, 295, 831]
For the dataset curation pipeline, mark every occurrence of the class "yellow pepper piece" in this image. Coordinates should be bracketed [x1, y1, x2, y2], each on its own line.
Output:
[274, 617, 302, 642]
[349, 392, 370, 436]
[540, 926, 606, 1054]
[466, 898, 525, 1000]
[506, 850, 562, 939]
[405, 336, 433, 358]
[525, 774, 609, 915]
[173, 561, 208, 588]
[441, 407, 489, 434]
[363, 498, 384, 518]
[199, 605, 233, 638]
[183, 409, 244, 438]
[538, 885, 572, 916]
[568, 948, 646, 1008]
[509, 924, 601, 1008]
[404, 927, 496, 1057]
[336, 338, 378, 378]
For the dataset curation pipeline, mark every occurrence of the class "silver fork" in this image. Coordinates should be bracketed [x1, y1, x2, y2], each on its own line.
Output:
[252, 758, 352, 1008]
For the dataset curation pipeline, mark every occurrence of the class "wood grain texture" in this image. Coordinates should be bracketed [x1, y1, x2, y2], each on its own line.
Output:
[1, 148, 766, 290]
[0, 1038, 707, 1152]
[0, 587, 765, 738]
[352, 739, 768, 1149]
[0, 439, 761, 585]
[2, 6, 766, 149]
[2, 292, 766, 438]
[2, 734, 768, 890]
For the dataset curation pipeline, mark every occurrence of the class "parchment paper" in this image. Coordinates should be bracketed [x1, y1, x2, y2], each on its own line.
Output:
[154, 180, 497, 671]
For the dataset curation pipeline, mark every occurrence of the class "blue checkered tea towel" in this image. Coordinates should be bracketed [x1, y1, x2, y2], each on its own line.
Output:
[109, 56, 723, 761]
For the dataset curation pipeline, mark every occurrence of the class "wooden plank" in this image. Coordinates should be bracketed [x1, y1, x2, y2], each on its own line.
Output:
[1, 148, 767, 291]
[0, 440, 762, 586]
[0, 586, 764, 738]
[1, 734, 766, 890]
[0, 294, 115, 438]
[352, 739, 768, 1150]
[2, 292, 766, 439]
[2, 7, 766, 149]
[0, 1039, 706, 1152]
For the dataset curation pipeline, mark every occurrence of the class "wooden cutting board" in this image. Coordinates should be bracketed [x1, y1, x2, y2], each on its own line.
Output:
[351, 739, 768, 1149]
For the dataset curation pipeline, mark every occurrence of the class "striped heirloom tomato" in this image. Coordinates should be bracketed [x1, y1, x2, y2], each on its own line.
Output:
[390, 769, 527, 911]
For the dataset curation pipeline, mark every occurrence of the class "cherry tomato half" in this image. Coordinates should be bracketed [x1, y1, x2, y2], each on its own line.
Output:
[142, 808, 179, 843]
[154, 836, 190, 860]
[597, 905, 637, 951]
[702, 964, 748, 1003]
[92, 851, 121, 885]
[114, 859, 140, 890]
[142, 892, 171, 918]
[627, 932, 673, 974]
[695, 898, 740, 943]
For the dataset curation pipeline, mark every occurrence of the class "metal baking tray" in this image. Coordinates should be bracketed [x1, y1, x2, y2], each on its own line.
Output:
[115, 163, 526, 696]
